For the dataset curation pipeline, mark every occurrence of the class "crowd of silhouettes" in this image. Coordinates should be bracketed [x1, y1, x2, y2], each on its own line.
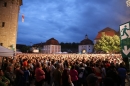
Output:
[0, 53, 129, 86]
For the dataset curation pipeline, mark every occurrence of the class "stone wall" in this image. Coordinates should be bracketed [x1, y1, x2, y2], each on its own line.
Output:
[0, 0, 22, 51]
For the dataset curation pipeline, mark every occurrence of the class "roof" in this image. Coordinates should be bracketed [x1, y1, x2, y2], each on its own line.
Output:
[80, 38, 94, 45]
[99, 27, 116, 32]
[45, 38, 59, 45]
[95, 27, 118, 40]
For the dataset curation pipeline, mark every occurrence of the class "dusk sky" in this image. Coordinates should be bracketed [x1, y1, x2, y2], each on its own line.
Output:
[17, 0, 130, 45]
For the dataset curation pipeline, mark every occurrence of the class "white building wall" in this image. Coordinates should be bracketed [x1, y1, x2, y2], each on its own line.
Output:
[43, 45, 61, 54]
[78, 45, 93, 53]
[87, 45, 93, 53]
[54, 45, 55, 53]
[59, 45, 61, 52]
[79, 45, 86, 53]
[49, 45, 52, 53]
[78, 46, 81, 53]
[55, 46, 56, 52]
[94, 40, 97, 44]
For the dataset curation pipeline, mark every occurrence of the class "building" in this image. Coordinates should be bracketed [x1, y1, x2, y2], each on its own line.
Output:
[94, 27, 118, 44]
[0, 0, 22, 51]
[78, 35, 94, 54]
[43, 38, 61, 54]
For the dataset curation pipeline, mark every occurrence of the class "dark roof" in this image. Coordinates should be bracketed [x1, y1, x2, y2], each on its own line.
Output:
[45, 38, 59, 45]
[80, 38, 94, 45]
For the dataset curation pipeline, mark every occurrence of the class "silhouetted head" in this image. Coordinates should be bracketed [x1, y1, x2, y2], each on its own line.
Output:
[86, 73, 98, 86]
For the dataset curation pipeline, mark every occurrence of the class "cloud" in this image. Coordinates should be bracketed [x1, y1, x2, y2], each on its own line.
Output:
[17, 0, 130, 45]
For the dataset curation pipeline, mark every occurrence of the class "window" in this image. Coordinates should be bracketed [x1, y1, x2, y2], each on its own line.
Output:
[0, 43, 3, 46]
[3, 2, 7, 7]
[2, 22, 5, 27]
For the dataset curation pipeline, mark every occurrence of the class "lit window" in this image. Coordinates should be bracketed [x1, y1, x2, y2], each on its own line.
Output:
[2, 22, 5, 27]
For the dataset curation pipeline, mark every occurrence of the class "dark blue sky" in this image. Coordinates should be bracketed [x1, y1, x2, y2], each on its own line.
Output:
[17, 0, 130, 45]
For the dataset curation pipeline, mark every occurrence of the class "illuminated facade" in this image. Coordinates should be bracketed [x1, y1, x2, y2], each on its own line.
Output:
[0, 0, 22, 51]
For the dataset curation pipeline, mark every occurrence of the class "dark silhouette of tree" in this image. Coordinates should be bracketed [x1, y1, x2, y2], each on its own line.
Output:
[60, 42, 79, 53]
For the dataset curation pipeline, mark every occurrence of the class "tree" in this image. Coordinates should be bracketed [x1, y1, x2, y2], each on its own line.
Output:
[126, 0, 130, 7]
[94, 35, 120, 53]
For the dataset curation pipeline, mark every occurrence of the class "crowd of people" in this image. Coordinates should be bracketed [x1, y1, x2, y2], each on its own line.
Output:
[0, 53, 129, 86]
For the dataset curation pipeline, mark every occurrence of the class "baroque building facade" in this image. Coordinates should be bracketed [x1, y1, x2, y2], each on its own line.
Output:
[0, 0, 22, 51]
[43, 38, 61, 54]
[78, 35, 94, 53]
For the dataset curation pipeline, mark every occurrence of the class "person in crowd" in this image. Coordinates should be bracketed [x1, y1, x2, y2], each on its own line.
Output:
[86, 73, 99, 86]
[85, 63, 94, 76]
[117, 63, 127, 86]
[62, 69, 73, 86]
[2, 59, 9, 72]
[69, 65, 78, 86]
[23, 59, 28, 67]
[53, 63, 62, 86]
[103, 77, 114, 86]
[0, 53, 125, 86]
[0, 69, 10, 86]
[14, 64, 24, 86]
[74, 61, 80, 72]
[8, 59, 15, 73]
[23, 67, 30, 86]
[106, 64, 120, 86]
[50, 60, 56, 86]
[4, 66, 15, 86]
[42, 63, 50, 86]
[101, 64, 106, 80]
[27, 60, 34, 83]
[78, 63, 87, 86]
[35, 62, 45, 86]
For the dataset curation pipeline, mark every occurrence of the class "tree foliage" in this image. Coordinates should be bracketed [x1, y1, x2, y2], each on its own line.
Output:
[94, 35, 120, 53]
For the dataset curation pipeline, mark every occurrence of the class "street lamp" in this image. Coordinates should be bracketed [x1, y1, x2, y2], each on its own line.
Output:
[126, 0, 130, 7]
